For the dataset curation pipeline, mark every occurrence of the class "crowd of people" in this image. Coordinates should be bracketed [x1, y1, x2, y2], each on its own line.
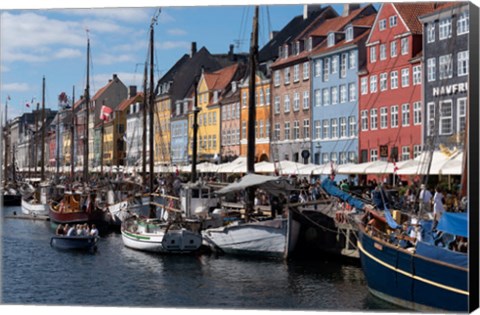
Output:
[55, 223, 99, 237]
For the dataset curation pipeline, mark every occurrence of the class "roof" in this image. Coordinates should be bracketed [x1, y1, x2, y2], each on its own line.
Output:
[117, 92, 144, 112]
[155, 53, 190, 95]
[204, 64, 239, 91]
[311, 29, 370, 57]
[393, 3, 438, 34]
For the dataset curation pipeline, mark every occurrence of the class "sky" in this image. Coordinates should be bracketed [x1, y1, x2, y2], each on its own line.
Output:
[0, 0, 356, 120]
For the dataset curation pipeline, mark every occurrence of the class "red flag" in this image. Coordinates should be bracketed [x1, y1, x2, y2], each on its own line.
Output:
[26, 102, 30, 108]
[100, 105, 113, 121]
[393, 160, 399, 174]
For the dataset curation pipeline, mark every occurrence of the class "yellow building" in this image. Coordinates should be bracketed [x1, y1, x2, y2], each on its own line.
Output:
[188, 64, 241, 161]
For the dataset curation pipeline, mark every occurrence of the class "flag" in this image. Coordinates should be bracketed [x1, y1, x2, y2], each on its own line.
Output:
[7, 95, 11, 101]
[393, 160, 399, 174]
[100, 105, 113, 121]
[25, 101, 30, 108]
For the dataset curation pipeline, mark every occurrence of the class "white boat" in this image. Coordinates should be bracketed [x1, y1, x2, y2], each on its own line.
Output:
[21, 182, 50, 216]
[121, 216, 202, 253]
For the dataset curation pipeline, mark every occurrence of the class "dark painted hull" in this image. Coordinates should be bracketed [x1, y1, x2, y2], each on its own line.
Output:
[50, 235, 98, 251]
[3, 194, 21, 206]
[358, 229, 468, 312]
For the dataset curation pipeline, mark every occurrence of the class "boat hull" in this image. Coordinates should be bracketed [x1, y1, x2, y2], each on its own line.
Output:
[21, 199, 49, 216]
[49, 206, 90, 225]
[358, 229, 468, 312]
[50, 235, 98, 251]
[202, 215, 300, 259]
[3, 193, 21, 206]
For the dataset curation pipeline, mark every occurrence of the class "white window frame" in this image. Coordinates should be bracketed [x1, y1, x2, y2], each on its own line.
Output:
[340, 85, 347, 103]
[274, 96, 280, 114]
[380, 44, 386, 60]
[284, 94, 290, 113]
[390, 71, 398, 89]
[293, 120, 300, 140]
[349, 51, 356, 69]
[391, 105, 399, 128]
[314, 60, 321, 77]
[380, 73, 387, 91]
[340, 53, 347, 78]
[401, 68, 410, 87]
[361, 77, 368, 95]
[284, 122, 290, 140]
[314, 120, 321, 139]
[349, 83, 356, 102]
[303, 119, 310, 140]
[274, 123, 281, 141]
[361, 110, 369, 131]
[427, 23, 435, 43]
[370, 75, 377, 93]
[439, 18, 452, 40]
[401, 37, 408, 55]
[303, 61, 309, 80]
[390, 40, 397, 58]
[293, 92, 300, 111]
[458, 98, 467, 134]
[340, 117, 347, 138]
[327, 32, 335, 47]
[293, 64, 300, 82]
[274, 70, 280, 86]
[413, 65, 421, 85]
[345, 26, 353, 42]
[331, 86, 338, 105]
[323, 88, 330, 106]
[427, 102, 435, 136]
[457, 11, 469, 35]
[303, 91, 309, 110]
[379, 19, 386, 31]
[427, 58, 436, 82]
[323, 57, 330, 81]
[370, 46, 376, 63]
[380, 107, 388, 129]
[439, 54, 453, 79]
[389, 15, 397, 28]
[284, 67, 291, 85]
[413, 101, 422, 125]
[370, 108, 378, 130]
[402, 103, 410, 127]
[458, 50, 469, 76]
[322, 119, 329, 139]
[414, 145, 422, 158]
[401, 146, 410, 161]
[314, 89, 321, 107]
[331, 56, 338, 74]
[439, 100, 453, 135]
[331, 118, 338, 138]
[349, 116, 357, 137]
[370, 149, 378, 162]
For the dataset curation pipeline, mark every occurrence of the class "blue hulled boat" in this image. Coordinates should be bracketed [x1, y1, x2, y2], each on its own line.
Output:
[50, 235, 99, 252]
[357, 210, 468, 312]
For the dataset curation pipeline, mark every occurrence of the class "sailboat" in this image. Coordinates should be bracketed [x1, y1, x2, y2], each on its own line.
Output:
[21, 76, 50, 216]
[201, 6, 300, 259]
[2, 98, 21, 206]
[120, 10, 203, 254]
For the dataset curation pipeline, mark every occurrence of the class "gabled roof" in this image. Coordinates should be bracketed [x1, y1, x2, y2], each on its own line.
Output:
[117, 92, 144, 112]
[73, 97, 86, 110]
[204, 64, 239, 91]
[155, 53, 190, 95]
[91, 81, 113, 101]
[311, 30, 371, 57]
[258, 6, 334, 64]
[394, 2, 438, 34]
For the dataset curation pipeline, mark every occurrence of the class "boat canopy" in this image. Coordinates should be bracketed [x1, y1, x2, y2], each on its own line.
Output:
[321, 178, 365, 210]
[436, 212, 468, 238]
[215, 174, 294, 196]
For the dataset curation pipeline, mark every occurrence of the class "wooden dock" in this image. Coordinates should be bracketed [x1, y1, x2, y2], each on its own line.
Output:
[4, 213, 50, 221]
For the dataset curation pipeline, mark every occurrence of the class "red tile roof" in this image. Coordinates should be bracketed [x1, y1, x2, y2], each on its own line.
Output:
[311, 29, 370, 56]
[394, 2, 438, 34]
[309, 6, 366, 37]
[204, 63, 239, 91]
[117, 92, 144, 112]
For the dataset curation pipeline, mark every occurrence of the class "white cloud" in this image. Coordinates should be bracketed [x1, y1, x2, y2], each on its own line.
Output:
[66, 8, 155, 23]
[94, 53, 137, 66]
[157, 41, 190, 50]
[167, 28, 187, 36]
[53, 48, 83, 59]
[1, 82, 31, 92]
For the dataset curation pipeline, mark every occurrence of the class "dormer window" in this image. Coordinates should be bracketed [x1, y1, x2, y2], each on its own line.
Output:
[327, 32, 335, 47]
[231, 81, 237, 93]
[295, 41, 300, 55]
[284, 44, 289, 58]
[307, 37, 313, 51]
[213, 91, 219, 103]
[345, 26, 353, 42]
[278, 46, 283, 58]
[389, 15, 397, 28]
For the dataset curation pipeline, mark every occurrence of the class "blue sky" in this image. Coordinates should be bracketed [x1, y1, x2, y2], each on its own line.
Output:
[1, 1, 350, 119]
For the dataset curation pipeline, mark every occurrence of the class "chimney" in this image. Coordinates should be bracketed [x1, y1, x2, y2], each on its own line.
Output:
[228, 44, 234, 60]
[129, 86, 137, 98]
[191, 42, 197, 57]
[270, 31, 279, 40]
[343, 4, 361, 17]
[304, 4, 322, 20]
[113, 74, 118, 82]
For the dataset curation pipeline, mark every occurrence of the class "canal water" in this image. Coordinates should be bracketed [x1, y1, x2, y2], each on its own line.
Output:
[1, 205, 401, 311]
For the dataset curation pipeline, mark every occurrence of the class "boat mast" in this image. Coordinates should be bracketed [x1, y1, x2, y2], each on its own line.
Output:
[71, 86, 75, 179]
[191, 77, 200, 183]
[41, 76, 46, 181]
[83, 35, 90, 183]
[142, 60, 148, 185]
[3, 101, 8, 187]
[34, 101, 39, 175]
[245, 6, 259, 221]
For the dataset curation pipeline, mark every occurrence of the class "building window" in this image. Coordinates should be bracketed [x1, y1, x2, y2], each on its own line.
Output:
[413, 145, 422, 158]
[370, 75, 377, 93]
[340, 53, 347, 78]
[349, 116, 357, 137]
[314, 120, 321, 139]
[379, 19, 386, 31]
[458, 50, 469, 76]
[380, 107, 388, 129]
[390, 71, 398, 89]
[314, 89, 321, 107]
[402, 103, 410, 127]
[458, 98, 467, 134]
[331, 56, 338, 74]
[274, 70, 280, 86]
[331, 86, 338, 105]
[242, 121, 247, 139]
[303, 61, 309, 80]
[340, 85, 347, 103]
[322, 153, 329, 164]
[331, 118, 338, 138]
[349, 51, 356, 69]
[293, 64, 300, 82]
[390, 40, 397, 57]
[293, 120, 300, 140]
[345, 26, 353, 42]
[284, 67, 290, 85]
[284, 122, 290, 140]
[259, 89, 265, 106]
[274, 123, 281, 141]
[266, 87, 270, 105]
[323, 88, 330, 106]
[427, 102, 435, 136]
[322, 119, 329, 139]
[314, 60, 321, 77]
[380, 73, 387, 91]
[413, 101, 422, 125]
[401, 37, 408, 55]
[389, 15, 397, 27]
[370, 109, 378, 130]
[339, 152, 347, 165]
[413, 65, 421, 85]
[361, 110, 368, 131]
[331, 152, 338, 164]
[440, 100, 453, 135]
[259, 120, 264, 138]
[327, 32, 335, 47]
[391, 105, 399, 128]
[439, 18, 452, 40]
[361, 77, 368, 95]
[349, 83, 356, 102]
[427, 58, 436, 82]
[340, 117, 347, 138]
[370, 46, 376, 63]
[293, 92, 300, 111]
[439, 54, 453, 79]
[457, 11, 469, 35]
[323, 57, 330, 81]
[402, 146, 410, 161]
[274, 96, 280, 114]
[401, 68, 409, 87]
[242, 91, 247, 107]
[303, 119, 310, 139]
[370, 149, 378, 162]
[380, 44, 386, 60]
[284, 94, 290, 113]
[427, 23, 435, 43]
[303, 91, 309, 109]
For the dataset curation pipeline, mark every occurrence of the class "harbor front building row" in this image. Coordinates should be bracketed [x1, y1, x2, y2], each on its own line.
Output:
[6, 3, 472, 176]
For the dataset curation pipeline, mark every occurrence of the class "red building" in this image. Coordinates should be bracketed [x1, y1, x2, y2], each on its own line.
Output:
[358, 3, 436, 163]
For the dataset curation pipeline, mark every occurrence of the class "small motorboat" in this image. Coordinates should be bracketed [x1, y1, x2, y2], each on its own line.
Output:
[50, 235, 99, 252]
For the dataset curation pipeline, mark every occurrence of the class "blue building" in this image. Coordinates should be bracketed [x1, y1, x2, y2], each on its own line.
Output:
[310, 11, 375, 166]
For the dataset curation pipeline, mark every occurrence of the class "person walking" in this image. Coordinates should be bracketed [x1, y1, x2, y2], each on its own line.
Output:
[418, 184, 432, 216]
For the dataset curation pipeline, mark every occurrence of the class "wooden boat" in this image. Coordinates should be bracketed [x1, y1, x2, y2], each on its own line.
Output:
[50, 235, 99, 252]
[121, 216, 202, 253]
[357, 209, 468, 312]
[49, 190, 103, 225]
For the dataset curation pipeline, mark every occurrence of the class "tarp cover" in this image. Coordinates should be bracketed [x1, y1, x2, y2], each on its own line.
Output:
[215, 174, 294, 196]
[416, 241, 468, 268]
[321, 178, 365, 210]
[436, 212, 468, 238]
